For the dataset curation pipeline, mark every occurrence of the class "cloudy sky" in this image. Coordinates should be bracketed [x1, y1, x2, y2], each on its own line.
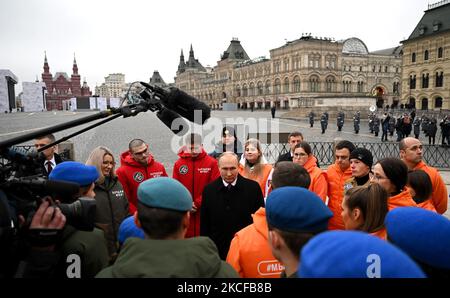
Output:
[0, 0, 429, 92]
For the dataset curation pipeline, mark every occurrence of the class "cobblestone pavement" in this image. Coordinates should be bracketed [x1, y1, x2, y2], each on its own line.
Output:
[1, 109, 449, 218]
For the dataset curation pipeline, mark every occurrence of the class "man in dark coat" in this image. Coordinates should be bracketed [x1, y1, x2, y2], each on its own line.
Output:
[34, 134, 66, 177]
[276, 131, 303, 162]
[200, 152, 264, 260]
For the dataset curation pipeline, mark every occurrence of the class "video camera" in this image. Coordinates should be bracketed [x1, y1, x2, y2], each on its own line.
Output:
[0, 147, 96, 232]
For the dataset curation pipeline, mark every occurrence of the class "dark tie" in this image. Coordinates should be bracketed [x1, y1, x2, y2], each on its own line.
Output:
[227, 184, 233, 191]
[46, 161, 53, 174]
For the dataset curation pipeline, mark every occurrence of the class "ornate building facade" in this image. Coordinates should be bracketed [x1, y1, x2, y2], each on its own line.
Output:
[95, 73, 126, 98]
[41, 53, 92, 110]
[174, 37, 402, 110]
[401, 0, 450, 110]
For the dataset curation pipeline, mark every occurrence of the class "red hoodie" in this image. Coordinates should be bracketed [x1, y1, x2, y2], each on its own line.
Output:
[116, 151, 168, 214]
[173, 146, 220, 238]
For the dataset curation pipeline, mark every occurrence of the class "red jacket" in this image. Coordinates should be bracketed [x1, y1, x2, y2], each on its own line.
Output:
[325, 163, 353, 230]
[116, 151, 168, 214]
[173, 147, 220, 238]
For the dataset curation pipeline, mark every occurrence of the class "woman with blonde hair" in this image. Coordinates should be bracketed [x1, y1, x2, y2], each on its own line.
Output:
[239, 138, 272, 197]
[342, 184, 389, 239]
[86, 146, 129, 262]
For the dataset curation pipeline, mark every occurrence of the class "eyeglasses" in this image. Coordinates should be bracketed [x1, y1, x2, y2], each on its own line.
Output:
[372, 175, 388, 181]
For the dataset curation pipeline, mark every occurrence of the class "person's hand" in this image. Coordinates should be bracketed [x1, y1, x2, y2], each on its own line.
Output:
[30, 199, 66, 230]
[191, 202, 197, 213]
[25, 199, 66, 251]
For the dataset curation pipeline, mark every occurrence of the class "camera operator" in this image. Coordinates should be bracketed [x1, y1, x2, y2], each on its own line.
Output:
[48, 161, 109, 278]
[0, 190, 65, 278]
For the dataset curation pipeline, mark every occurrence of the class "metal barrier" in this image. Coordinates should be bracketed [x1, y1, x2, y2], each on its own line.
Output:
[262, 141, 450, 170]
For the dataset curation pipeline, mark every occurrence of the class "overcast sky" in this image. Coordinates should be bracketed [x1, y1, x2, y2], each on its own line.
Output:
[0, 0, 429, 92]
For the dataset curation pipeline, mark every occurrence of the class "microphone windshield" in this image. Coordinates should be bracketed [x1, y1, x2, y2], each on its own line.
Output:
[156, 108, 189, 136]
[160, 88, 211, 125]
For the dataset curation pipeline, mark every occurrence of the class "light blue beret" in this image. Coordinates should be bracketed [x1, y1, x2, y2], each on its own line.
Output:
[49, 161, 99, 186]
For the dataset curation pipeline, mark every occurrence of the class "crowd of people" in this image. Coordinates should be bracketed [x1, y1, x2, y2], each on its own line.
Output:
[1, 124, 449, 279]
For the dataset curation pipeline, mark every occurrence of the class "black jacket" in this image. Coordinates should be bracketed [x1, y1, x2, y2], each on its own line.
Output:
[93, 176, 129, 258]
[200, 174, 264, 260]
[39, 152, 66, 177]
[277, 152, 293, 163]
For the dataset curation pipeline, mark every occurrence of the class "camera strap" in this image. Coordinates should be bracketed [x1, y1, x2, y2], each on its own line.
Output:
[26, 228, 62, 247]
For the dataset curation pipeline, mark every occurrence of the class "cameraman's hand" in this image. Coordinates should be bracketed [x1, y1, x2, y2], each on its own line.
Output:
[30, 199, 66, 230]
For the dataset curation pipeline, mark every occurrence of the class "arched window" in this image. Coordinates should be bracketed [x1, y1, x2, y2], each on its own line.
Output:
[242, 84, 248, 97]
[257, 81, 263, 95]
[438, 47, 443, 58]
[435, 97, 443, 108]
[326, 76, 335, 92]
[309, 76, 320, 92]
[249, 82, 255, 96]
[435, 72, 444, 87]
[283, 77, 289, 93]
[424, 50, 429, 61]
[293, 76, 300, 92]
[265, 80, 271, 95]
[421, 98, 428, 110]
[412, 53, 416, 63]
[235, 85, 241, 97]
[274, 79, 281, 94]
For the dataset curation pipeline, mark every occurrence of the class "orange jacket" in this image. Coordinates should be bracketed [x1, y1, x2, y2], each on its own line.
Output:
[325, 163, 353, 230]
[413, 161, 448, 214]
[239, 164, 273, 197]
[388, 189, 417, 211]
[417, 199, 437, 212]
[370, 228, 387, 240]
[226, 208, 284, 278]
[304, 156, 328, 202]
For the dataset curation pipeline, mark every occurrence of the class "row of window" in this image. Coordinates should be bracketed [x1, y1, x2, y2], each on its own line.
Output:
[409, 72, 444, 89]
[411, 47, 444, 63]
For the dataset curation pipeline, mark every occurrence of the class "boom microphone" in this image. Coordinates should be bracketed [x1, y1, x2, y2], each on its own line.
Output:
[140, 82, 211, 125]
[156, 108, 189, 136]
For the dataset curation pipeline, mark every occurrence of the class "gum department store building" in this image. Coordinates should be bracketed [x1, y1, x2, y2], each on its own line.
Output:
[174, 1, 449, 112]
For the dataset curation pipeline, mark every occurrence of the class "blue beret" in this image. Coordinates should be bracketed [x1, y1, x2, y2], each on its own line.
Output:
[49, 161, 99, 186]
[299, 231, 426, 278]
[385, 207, 450, 270]
[137, 177, 192, 211]
[266, 187, 332, 233]
[118, 216, 145, 245]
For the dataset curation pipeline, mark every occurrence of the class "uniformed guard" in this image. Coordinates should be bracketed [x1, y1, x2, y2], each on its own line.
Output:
[353, 111, 360, 134]
[337, 111, 344, 131]
[308, 111, 315, 128]
[320, 113, 328, 134]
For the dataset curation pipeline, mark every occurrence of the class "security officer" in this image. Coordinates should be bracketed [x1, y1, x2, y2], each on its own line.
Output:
[353, 112, 360, 134]
[320, 112, 328, 134]
[308, 111, 315, 128]
[337, 111, 344, 131]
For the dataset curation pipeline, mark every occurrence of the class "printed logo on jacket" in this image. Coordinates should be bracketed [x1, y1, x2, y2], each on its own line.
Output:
[133, 172, 145, 183]
[179, 165, 189, 175]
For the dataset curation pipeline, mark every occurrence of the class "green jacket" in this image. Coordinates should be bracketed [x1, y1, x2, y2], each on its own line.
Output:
[96, 236, 239, 278]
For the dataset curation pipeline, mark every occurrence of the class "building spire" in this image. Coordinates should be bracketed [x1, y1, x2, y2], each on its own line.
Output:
[189, 44, 194, 58]
[44, 51, 48, 63]
[73, 52, 77, 65]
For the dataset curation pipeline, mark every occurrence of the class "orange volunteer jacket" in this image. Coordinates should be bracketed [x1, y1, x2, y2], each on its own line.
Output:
[303, 156, 328, 202]
[388, 189, 417, 211]
[413, 161, 448, 214]
[226, 208, 284, 278]
[325, 163, 353, 230]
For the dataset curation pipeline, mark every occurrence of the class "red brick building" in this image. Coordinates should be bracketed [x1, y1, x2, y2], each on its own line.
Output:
[41, 52, 91, 110]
